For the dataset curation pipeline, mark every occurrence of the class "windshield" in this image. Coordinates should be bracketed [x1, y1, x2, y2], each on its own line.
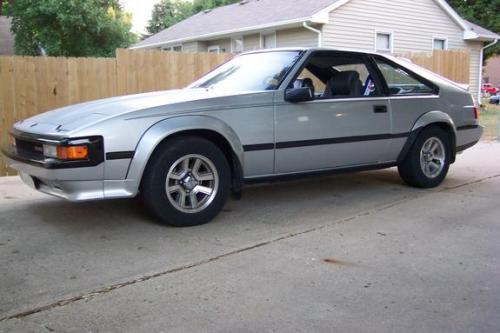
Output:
[190, 51, 303, 92]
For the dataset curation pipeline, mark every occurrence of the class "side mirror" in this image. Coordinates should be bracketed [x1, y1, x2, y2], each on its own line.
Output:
[285, 87, 314, 103]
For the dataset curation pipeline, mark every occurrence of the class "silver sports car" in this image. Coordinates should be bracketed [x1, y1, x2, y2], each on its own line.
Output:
[2, 48, 483, 227]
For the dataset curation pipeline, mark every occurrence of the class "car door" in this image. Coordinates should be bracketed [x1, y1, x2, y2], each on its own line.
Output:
[371, 56, 441, 161]
[274, 51, 393, 174]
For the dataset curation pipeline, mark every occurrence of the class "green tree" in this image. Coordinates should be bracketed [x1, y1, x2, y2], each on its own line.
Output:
[447, 0, 500, 57]
[191, 0, 241, 13]
[146, 0, 240, 35]
[147, 0, 194, 34]
[5, 0, 137, 57]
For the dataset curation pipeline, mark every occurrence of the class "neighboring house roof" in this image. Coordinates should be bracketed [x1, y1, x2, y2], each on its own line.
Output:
[133, 0, 338, 48]
[464, 20, 500, 41]
[132, 0, 499, 49]
[0, 16, 15, 55]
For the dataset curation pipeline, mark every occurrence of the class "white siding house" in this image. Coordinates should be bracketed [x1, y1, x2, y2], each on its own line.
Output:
[132, 0, 499, 99]
[320, 0, 491, 99]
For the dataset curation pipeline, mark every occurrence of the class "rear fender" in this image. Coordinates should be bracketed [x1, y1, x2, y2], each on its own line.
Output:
[397, 111, 457, 162]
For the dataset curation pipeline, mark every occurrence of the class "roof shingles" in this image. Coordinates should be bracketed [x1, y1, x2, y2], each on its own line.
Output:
[465, 20, 500, 40]
[135, 0, 339, 47]
[135, 0, 500, 48]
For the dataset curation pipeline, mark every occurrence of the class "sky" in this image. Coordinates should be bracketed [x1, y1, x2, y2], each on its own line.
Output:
[120, 0, 161, 35]
[121, 0, 195, 35]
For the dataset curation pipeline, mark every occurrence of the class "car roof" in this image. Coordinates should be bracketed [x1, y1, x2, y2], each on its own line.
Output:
[239, 47, 467, 93]
[240, 47, 383, 57]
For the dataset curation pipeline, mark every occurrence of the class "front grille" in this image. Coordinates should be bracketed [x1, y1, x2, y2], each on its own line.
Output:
[14, 138, 45, 160]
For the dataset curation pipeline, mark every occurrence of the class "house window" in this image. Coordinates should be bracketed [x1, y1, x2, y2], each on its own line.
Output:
[261, 32, 276, 49]
[231, 37, 244, 53]
[376, 32, 392, 53]
[208, 45, 221, 53]
[162, 45, 182, 52]
[433, 38, 447, 50]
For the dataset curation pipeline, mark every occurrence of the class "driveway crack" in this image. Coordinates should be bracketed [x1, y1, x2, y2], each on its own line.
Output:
[1, 173, 498, 322]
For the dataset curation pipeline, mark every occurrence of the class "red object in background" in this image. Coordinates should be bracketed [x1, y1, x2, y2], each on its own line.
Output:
[482, 83, 499, 95]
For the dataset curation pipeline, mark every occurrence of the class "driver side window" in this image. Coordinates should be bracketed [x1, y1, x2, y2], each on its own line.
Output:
[292, 52, 382, 100]
[296, 69, 326, 96]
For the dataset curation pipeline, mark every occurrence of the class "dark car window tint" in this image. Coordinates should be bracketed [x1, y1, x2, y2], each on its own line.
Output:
[375, 59, 435, 95]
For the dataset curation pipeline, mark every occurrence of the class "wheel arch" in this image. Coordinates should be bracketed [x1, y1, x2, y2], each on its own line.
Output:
[126, 115, 244, 196]
[398, 111, 457, 163]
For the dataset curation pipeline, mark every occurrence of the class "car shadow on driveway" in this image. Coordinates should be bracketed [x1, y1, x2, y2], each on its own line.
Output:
[16, 168, 415, 231]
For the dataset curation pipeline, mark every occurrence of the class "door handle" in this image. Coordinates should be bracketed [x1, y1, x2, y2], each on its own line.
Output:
[374, 105, 388, 113]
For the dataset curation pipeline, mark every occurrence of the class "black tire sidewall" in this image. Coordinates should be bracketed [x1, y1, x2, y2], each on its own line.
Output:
[142, 137, 230, 227]
[400, 127, 451, 188]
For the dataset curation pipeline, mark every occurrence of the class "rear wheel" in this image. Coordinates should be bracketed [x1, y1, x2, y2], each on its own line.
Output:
[141, 136, 230, 227]
[398, 126, 451, 188]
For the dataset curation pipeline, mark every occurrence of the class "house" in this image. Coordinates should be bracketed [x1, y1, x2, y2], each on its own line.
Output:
[484, 56, 500, 89]
[0, 16, 15, 55]
[132, 0, 499, 100]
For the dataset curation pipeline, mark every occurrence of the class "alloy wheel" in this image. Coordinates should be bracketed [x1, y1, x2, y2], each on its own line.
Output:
[165, 154, 219, 213]
[419, 137, 446, 179]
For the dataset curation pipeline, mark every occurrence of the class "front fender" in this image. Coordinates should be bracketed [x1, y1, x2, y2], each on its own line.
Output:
[125, 115, 244, 195]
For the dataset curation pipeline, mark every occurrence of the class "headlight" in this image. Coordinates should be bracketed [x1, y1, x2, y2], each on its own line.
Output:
[43, 140, 90, 161]
[9, 134, 104, 168]
[43, 144, 58, 158]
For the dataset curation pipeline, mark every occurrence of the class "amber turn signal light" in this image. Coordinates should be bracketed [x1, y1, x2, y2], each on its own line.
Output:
[56, 146, 89, 160]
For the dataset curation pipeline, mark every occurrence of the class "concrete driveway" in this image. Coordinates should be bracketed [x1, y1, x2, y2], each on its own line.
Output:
[1, 142, 499, 332]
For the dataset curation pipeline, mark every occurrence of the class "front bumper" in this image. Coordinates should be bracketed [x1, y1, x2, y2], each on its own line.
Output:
[1, 129, 139, 201]
[3, 151, 138, 201]
[2, 151, 107, 201]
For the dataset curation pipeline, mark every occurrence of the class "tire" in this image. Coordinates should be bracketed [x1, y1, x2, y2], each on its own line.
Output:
[398, 126, 451, 188]
[141, 136, 230, 227]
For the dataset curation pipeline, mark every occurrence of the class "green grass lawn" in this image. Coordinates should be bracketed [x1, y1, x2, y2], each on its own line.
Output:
[480, 100, 499, 140]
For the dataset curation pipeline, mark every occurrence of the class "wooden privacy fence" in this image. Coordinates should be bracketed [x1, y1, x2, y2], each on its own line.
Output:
[0, 48, 469, 176]
[0, 49, 232, 176]
[396, 50, 470, 84]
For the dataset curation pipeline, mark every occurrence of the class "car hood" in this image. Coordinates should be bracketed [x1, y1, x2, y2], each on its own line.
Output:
[13, 89, 255, 136]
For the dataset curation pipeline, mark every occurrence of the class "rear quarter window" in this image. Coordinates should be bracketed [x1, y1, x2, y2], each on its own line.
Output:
[375, 59, 435, 95]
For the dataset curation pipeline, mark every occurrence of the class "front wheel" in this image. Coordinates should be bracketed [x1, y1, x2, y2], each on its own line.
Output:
[141, 136, 230, 227]
[398, 127, 451, 188]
